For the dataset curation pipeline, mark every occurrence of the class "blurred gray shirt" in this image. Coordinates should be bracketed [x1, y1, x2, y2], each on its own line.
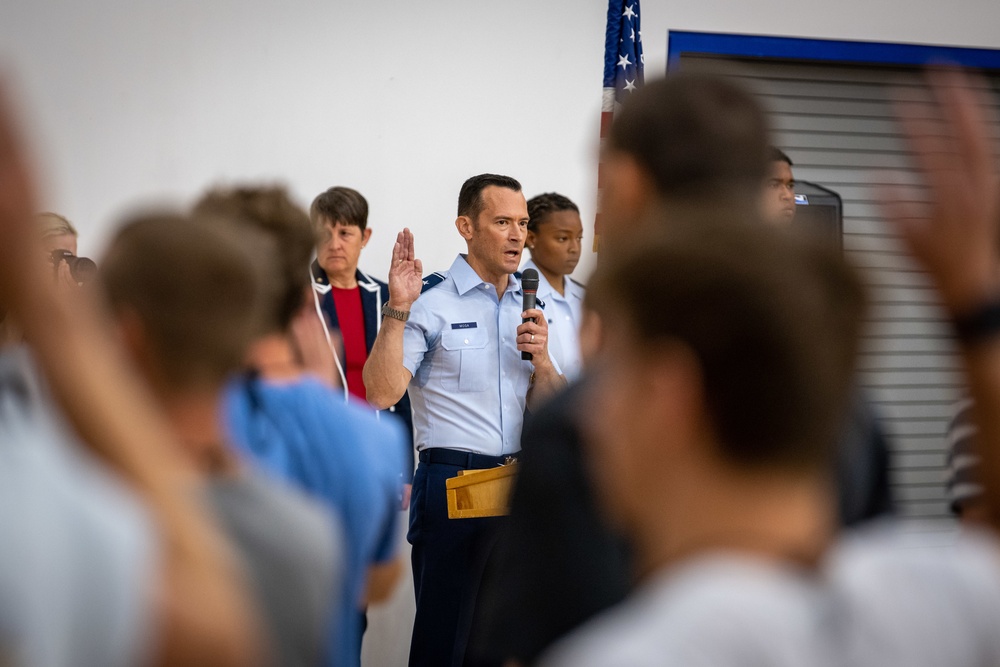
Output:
[0, 347, 157, 667]
[541, 522, 1000, 667]
[207, 473, 342, 667]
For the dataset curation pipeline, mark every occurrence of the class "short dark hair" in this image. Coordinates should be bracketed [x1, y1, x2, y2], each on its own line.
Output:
[193, 185, 313, 333]
[527, 192, 580, 233]
[609, 73, 770, 203]
[457, 174, 522, 220]
[769, 146, 793, 166]
[101, 212, 267, 389]
[586, 215, 866, 471]
[310, 186, 369, 231]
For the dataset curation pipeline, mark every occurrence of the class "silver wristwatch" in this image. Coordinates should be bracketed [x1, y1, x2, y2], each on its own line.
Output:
[381, 303, 410, 322]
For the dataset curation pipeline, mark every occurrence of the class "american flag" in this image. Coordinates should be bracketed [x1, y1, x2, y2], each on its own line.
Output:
[595, 0, 644, 251]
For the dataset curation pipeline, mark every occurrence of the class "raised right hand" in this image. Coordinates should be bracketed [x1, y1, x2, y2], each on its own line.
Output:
[881, 68, 1000, 315]
[387, 228, 423, 309]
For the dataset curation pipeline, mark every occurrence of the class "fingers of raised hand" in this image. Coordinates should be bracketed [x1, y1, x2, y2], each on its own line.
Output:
[404, 227, 415, 261]
[927, 68, 996, 181]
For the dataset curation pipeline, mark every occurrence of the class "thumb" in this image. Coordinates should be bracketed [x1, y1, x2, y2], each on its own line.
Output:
[414, 259, 423, 276]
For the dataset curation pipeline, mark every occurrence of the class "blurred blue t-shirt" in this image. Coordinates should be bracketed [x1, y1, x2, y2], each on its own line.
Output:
[224, 374, 404, 667]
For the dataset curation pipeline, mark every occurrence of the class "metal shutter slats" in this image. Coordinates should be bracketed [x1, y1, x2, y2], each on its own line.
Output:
[678, 55, 1000, 526]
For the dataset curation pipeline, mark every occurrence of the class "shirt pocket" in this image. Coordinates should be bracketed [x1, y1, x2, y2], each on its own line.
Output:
[440, 327, 490, 392]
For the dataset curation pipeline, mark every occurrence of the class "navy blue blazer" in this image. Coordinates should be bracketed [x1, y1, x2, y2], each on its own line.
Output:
[311, 260, 415, 479]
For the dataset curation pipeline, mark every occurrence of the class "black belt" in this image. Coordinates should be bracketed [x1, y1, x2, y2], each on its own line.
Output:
[418, 448, 518, 469]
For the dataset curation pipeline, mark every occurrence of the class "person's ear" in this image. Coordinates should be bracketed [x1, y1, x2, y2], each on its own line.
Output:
[526, 229, 537, 250]
[455, 216, 474, 242]
[115, 309, 161, 388]
[361, 227, 372, 247]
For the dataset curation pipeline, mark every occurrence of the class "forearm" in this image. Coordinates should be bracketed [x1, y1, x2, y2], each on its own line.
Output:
[526, 359, 566, 411]
[364, 316, 411, 409]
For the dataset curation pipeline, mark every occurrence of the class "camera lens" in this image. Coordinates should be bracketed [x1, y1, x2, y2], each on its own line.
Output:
[69, 256, 97, 283]
[50, 249, 96, 284]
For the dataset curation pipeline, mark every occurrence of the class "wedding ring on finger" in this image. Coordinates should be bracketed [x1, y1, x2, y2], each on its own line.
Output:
[531, 334, 534, 343]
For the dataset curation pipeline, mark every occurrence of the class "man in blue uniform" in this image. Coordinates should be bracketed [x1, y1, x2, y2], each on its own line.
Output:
[364, 173, 566, 667]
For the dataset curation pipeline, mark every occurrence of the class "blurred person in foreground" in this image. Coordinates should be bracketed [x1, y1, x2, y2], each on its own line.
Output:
[470, 73, 773, 666]
[542, 66, 1000, 667]
[471, 72, 893, 666]
[100, 212, 342, 666]
[197, 186, 406, 667]
[521, 193, 586, 381]
[309, 186, 415, 498]
[0, 82, 261, 666]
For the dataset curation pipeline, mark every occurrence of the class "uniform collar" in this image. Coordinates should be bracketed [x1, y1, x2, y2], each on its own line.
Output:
[451, 254, 519, 296]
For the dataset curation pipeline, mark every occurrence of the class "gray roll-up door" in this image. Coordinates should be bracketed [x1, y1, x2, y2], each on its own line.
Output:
[679, 54, 1000, 530]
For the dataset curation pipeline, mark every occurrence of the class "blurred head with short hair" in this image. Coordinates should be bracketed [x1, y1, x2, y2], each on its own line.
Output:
[194, 186, 313, 335]
[583, 214, 865, 560]
[600, 72, 770, 249]
[101, 212, 269, 395]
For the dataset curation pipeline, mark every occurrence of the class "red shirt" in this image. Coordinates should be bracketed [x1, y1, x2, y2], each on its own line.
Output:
[330, 285, 368, 401]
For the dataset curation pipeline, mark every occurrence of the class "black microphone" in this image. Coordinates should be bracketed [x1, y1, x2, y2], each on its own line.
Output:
[520, 268, 539, 361]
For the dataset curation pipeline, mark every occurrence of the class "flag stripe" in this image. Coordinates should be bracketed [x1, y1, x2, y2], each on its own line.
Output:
[596, 1, 644, 253]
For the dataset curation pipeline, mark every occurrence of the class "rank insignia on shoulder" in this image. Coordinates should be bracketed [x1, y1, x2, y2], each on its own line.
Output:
[421, 272, 446, 293]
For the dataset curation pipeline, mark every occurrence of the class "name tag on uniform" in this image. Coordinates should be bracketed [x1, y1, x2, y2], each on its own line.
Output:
[451, 322, 478, 330]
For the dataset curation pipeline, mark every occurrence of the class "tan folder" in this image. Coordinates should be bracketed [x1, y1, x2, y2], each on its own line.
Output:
[445, 462, 519, 519]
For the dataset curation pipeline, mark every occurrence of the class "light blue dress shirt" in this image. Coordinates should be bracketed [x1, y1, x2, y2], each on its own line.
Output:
[522, 259, 585, 381]
[402, 254, 559, 456]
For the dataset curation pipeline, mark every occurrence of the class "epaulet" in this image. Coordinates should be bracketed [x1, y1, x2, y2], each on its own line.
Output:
[420, 272, 446, 293]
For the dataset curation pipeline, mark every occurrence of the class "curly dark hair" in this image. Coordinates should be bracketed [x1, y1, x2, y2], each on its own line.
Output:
[526, 192, 579, 233]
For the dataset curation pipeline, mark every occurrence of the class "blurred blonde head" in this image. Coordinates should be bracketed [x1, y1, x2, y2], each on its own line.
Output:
[36, 212, 78, 255]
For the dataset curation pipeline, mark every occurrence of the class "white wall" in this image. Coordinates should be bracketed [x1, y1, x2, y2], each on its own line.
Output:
[4, 0, 1000, 281]
[2, 0, 606, 279]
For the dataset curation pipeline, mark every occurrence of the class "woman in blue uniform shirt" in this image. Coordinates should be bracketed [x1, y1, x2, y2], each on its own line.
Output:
[521, 192, 585, 380]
